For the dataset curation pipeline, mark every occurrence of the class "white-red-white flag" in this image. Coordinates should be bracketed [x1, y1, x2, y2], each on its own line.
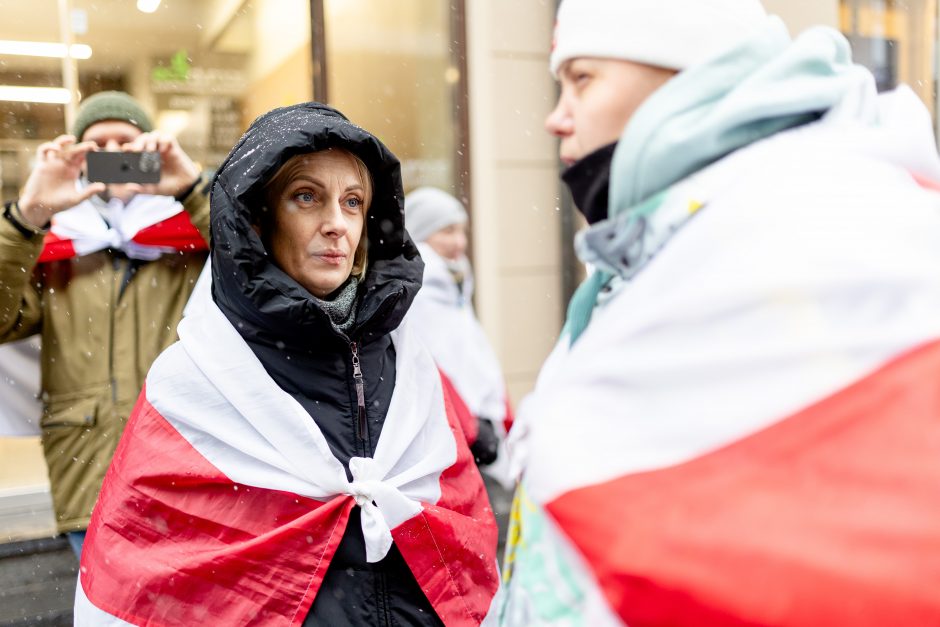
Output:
[39, 193, 205, 263]
[75, 302, 499, 626]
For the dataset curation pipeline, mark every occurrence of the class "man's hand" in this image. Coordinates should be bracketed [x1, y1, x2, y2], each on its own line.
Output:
[18, 136, 106, 228]
[122, 131, 201, 199]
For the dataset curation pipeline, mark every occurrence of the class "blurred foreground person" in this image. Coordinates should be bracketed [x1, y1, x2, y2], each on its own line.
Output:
[75, 103, 499, 625]
[405, 187, 514, 484]
[501, 0, 940, 624]
[0, 91, 208, 556]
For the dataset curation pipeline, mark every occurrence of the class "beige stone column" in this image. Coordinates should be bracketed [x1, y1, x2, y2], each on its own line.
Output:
[465, 0, 562, 404]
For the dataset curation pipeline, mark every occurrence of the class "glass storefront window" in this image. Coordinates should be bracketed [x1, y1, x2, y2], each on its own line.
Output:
[322, 0, 466, 197]
[0, 0, 313, 542]
[840, 0, 939, 132]
[0, 0, 470, 546]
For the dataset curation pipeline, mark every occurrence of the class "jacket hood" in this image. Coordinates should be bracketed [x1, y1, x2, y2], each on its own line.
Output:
[209, 102, 423, 345]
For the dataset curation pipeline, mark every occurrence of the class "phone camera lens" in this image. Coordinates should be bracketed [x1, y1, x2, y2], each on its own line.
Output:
[140, 152, 159, 173]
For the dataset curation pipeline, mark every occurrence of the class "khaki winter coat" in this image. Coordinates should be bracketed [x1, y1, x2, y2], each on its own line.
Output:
[0, 185, 210, 533]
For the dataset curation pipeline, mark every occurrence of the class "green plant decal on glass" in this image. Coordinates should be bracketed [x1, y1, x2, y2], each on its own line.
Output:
[152, 50, 191, 83]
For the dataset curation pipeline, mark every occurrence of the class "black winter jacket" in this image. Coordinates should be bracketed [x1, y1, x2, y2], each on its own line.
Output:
[209, 103, 442, 626]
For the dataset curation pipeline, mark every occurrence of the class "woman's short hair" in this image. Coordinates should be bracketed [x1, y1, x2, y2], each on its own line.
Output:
[259, 148, 374, 281]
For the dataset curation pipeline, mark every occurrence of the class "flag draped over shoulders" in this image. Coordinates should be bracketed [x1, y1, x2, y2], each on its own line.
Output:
[501, 100, 940, 625]
[75, 301, 499, 627]
[38, 193, 205, 263]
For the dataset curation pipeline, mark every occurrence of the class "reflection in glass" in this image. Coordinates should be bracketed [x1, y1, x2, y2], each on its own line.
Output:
[324, 0, 462, 194]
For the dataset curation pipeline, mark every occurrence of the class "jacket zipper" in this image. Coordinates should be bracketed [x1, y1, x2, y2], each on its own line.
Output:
[350, 341, 367, 442]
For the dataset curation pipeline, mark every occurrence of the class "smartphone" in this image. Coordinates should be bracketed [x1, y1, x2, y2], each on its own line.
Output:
[85, 151, 161, 184]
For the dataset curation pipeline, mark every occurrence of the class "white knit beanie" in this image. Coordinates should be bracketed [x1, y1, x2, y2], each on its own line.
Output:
[404, 187, 468, 244]
[550, 0, 769, 76]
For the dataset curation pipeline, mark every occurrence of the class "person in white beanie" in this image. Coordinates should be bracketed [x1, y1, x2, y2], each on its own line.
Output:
[501, 0, 940, 624]
[405, 187, 514, 482]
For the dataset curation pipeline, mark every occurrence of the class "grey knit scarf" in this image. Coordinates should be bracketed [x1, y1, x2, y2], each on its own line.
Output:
[313, 276, 360, 333]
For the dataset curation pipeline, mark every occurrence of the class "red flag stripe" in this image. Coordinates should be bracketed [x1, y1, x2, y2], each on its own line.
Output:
[394, 375, 500, 625]
[503, 396, 515, 434]
[36, 233, 77, 263]
[81, 388, 352, 626]
[910, 172, 940, 193]
[546, 339, 940, 626]
[131, 211, 207, 251]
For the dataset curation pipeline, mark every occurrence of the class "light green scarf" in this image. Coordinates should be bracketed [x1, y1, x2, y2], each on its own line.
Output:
[566, 17, 873, 344]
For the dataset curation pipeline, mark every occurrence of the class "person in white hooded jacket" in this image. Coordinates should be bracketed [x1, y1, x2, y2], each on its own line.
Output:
[405, 187, 513, 484]
[500, 0, 940, 625]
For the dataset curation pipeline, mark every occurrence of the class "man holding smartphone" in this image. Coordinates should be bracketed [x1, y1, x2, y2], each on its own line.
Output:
[0, 91, 210, 557]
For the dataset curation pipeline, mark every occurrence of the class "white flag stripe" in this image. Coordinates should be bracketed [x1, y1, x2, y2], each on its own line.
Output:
[52, 192, 182, 244]
[74, 579, 135, 627]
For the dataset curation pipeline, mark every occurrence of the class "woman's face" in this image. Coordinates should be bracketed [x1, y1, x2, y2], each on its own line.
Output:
[425, 222, 468, 262]
[266, 149, 368, 298]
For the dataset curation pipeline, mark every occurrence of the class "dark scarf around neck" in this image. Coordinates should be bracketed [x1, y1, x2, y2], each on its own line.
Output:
[561, 142, 617, 225]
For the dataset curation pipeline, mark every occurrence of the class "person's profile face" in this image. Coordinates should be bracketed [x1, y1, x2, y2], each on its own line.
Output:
[266, 149, 369, 298]
[545, 58, 676, 165]
[424, 222, 468, 262]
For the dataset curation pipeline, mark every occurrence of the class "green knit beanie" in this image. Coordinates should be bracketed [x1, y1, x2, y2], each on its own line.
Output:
[72, 91, 154, 140]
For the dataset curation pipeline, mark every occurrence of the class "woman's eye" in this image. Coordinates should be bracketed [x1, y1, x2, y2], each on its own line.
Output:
[295, 191, 315, 203]
[346, 197, 361, 209]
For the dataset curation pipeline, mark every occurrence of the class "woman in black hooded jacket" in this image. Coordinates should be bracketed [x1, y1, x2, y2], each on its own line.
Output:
[75, 103, 500, 626]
